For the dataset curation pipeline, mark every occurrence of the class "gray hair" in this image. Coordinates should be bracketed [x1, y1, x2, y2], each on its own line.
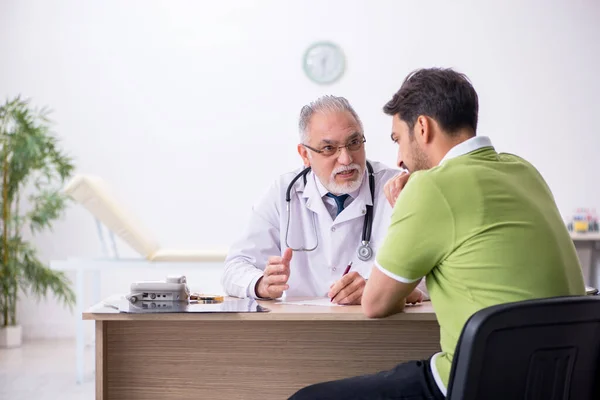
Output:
[298, 95, 363, 143]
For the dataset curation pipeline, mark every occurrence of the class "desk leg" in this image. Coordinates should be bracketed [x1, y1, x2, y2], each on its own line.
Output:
[575, 242, 596, 288]
[591, 241, 600, 289]
[95, 321, 107, 400]
[91, 269, 101, 374]
[76, 267, 85, 384]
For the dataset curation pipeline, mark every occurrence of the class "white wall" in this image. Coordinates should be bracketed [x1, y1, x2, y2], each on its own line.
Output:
[0, 0, 599, 339]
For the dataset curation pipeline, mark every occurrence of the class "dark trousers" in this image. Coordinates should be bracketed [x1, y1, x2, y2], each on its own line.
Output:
[288, 358, 446, 400]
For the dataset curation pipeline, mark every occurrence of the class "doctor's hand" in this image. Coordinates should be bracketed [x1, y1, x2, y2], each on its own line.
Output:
[384, 171, 410, 207]
[255, 248, 293, 299]
[328, 272, 366, 305]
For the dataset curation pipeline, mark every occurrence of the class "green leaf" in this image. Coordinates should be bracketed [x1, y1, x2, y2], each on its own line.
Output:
[0, 95, 76, 326]
[17, 242, 75, 310]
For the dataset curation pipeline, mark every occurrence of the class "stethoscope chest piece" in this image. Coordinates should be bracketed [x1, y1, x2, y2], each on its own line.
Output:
[357, 242, 373, 261]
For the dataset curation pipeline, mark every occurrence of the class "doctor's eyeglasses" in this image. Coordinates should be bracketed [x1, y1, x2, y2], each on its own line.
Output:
[302, 136, 366, 158]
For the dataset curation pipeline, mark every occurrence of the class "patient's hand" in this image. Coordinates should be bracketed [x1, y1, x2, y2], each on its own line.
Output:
[405, 288, 424, 305]
[255, 248, 292, 299]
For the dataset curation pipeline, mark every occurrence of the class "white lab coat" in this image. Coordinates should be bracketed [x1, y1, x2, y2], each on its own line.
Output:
[221, 160, 424, 299]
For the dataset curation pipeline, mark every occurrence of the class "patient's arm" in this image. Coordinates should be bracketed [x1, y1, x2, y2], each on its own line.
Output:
[362, 265, 421, 318]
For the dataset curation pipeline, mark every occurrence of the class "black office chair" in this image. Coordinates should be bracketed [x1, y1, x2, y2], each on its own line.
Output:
[446, 295, 600, 400]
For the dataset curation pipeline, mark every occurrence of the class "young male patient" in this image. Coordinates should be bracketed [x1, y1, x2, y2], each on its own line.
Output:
[289, 67, 586, 400]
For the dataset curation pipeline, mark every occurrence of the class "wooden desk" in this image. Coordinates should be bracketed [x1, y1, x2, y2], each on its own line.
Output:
[85, 296, 440, 400]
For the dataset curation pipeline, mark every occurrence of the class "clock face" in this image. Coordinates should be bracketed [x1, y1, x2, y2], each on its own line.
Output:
[303, 41, 346, 85]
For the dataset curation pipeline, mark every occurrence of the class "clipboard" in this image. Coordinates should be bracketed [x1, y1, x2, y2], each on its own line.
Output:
[106, 297, 270, 314]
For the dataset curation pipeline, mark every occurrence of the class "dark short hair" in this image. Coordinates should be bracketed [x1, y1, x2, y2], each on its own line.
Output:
[383, 68, 479, 135]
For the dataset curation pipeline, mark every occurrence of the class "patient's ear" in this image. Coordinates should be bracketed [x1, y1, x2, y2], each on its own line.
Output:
[416, 116, 430, 144]
[297, 144, 311, 167]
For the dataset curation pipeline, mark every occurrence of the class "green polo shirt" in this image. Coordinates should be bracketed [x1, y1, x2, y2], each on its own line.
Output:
[375, 142, 585, 393]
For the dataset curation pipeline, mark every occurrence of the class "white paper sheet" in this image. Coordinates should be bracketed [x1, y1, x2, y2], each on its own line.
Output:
[279, 298, 426, 307]
[279, 298, 344, 307]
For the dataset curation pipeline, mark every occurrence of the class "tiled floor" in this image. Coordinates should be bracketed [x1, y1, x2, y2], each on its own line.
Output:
[0, 339, 94, 400]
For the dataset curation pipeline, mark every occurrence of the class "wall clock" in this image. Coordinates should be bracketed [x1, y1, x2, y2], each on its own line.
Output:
[302, 41, 346, 85]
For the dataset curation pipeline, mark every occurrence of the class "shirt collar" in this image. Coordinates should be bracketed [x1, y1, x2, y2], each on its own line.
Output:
[438, 136, 494, 166]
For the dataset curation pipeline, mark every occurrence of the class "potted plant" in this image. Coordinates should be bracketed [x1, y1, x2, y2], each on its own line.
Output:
[0, 96, 76, 348]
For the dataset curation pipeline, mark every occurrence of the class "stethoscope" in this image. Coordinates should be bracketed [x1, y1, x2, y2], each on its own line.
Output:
[284, 161, 375, 261]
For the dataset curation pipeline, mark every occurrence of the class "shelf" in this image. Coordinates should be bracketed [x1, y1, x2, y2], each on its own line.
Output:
[570, 232, 600, 241]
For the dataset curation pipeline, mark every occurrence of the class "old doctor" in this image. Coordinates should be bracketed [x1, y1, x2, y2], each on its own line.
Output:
[221, 95, 426, 305]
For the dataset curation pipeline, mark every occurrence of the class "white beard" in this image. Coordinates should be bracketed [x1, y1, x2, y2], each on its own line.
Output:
[320, 163, 365, 195]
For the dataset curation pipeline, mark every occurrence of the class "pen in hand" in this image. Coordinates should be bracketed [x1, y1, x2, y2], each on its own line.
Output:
[342, 261, 353, 276]
[331, 262, 353, 302]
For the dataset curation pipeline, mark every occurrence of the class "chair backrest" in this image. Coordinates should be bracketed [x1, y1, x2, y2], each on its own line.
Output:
[447, 295, 600, 400]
